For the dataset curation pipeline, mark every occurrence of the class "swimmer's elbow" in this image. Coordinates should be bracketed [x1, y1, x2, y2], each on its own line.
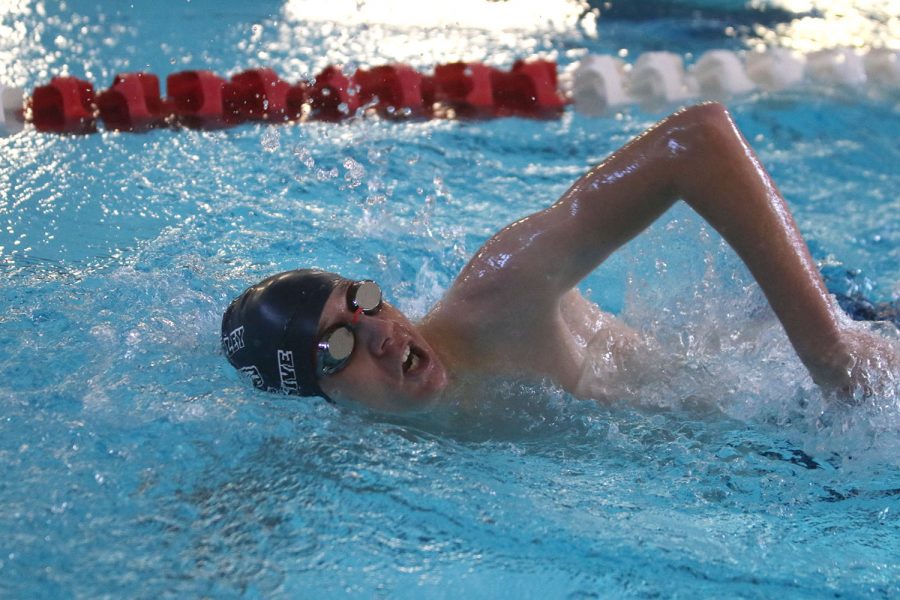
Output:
[660, 103, 743, 182]
[671, 102, 732, 131]
[668, 103, 736, 148]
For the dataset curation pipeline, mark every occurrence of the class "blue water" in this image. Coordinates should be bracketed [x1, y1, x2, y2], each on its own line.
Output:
[1, 1, 899, 597]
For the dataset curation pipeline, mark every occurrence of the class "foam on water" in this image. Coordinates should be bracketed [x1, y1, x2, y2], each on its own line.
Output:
[614, 214, 900, 463]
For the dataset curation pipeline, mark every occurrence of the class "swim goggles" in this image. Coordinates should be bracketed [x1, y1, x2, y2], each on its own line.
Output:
[315, 280, 383, 377]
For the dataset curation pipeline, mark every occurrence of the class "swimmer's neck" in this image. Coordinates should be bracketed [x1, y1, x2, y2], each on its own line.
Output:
[419, 306, 563, 392]
[418, 310, 480, 376]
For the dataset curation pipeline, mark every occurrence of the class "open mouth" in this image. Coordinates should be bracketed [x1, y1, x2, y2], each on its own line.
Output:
[401, 344, 423, 375]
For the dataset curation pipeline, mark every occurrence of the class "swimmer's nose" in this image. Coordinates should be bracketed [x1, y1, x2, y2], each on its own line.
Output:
[357, 315, 396, 358]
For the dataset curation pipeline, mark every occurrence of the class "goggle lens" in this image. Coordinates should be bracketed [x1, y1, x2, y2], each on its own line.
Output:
[350, 280, 382, 314]
[323, 327, 354, 362]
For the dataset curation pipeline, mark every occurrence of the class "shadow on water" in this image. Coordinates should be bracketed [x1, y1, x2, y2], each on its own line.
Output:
[590, 0, 802, 25]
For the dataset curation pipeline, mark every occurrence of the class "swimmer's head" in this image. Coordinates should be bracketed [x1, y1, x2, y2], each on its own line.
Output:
[222, 269, 450, 411]
[221, 269, 345, 398]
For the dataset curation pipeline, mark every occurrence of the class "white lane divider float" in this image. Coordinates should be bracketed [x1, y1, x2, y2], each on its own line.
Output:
[1, 84, 25, 135]
[690, 50, 755, 98]
[806, 48, 867, 87]
[570, 55, 630, 116]
[629, 51, 695, 107]
[571, 46, 900, 116]
[745, 48, 806, 91]
[863, 48, 900, 90]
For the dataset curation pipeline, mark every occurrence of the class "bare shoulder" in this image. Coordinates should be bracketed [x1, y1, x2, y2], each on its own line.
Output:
[437, 230, 543, 322]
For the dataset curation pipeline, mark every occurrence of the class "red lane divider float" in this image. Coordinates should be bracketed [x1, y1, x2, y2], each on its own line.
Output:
[432, 62, 495, 116]
[224, 68, 296, 123]
[308, 65, 359, 120]
[166, 70, 228, 129]
[31, 76, 97, 133]
[492, 60, 567, 115]
[355, 64, 426, 117]
[26, 60, 568, 134]
[97, 73, 167, 132]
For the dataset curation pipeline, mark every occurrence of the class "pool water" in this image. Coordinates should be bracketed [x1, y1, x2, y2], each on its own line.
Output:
[1, 0, 899, 597]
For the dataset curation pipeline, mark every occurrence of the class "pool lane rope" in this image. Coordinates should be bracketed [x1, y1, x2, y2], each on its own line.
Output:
[11, 60, 567, 135]
[2, 47, 898, 135]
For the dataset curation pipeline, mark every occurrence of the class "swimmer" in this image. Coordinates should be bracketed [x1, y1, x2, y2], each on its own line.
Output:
[222, 102, 898, 411]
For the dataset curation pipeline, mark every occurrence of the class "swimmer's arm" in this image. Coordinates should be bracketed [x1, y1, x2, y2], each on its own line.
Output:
[468, 102, 855, 389]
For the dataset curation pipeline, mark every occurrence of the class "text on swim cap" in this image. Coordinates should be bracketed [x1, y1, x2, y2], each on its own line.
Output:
[239, 365, 264, 389]
[223, 326, 245, 357]
[277, 349, 299, 392]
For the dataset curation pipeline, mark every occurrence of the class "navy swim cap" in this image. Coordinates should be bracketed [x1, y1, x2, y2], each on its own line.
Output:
[221, 269, 347, 398]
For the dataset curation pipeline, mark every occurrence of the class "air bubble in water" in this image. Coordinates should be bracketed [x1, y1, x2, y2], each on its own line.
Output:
[433, 174, 449, 198]
[342, 157, 365, 188]
[315, 167, 338, 181]
[261, 128, 280, 152]
[293, 145, 315, 168]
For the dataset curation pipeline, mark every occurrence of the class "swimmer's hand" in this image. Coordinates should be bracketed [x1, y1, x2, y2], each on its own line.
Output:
[811, 328, 900, 402]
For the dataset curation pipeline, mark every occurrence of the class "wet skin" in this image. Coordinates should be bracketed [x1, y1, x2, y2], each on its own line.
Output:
[314, 103, 898, 410]
[316, 281, 450, 412]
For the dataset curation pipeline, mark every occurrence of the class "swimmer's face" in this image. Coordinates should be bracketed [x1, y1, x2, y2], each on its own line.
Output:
[315, 281, 449, 412]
